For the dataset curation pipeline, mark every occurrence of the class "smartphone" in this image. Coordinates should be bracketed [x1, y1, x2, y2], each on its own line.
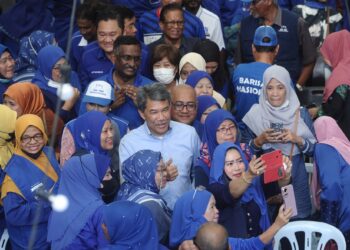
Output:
[261, 150, 285, 184]
[270, 122, 283, 133]
[281, 184, 298, 217]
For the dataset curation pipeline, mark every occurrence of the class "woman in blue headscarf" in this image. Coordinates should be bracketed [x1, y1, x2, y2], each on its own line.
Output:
[186, 70, 226, 109]
[170, 188, 292, 250]
[101, 200, 166, 250]
[209, 142, 292, 242]
[14, 30, 55, 82]
[117, 150, 171, 243]
[32, 45, 81, 122]
[0, 43, 15, 103]
[47, 111, 114, 249]
[194, 95, 220, 139]
[194, 109, 252, 188]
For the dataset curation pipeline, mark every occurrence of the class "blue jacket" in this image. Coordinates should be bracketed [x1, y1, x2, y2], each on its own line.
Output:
[3, 147, 60, 250]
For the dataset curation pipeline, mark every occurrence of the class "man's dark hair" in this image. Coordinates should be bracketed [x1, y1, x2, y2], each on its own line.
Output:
[159, 3, 183, 23]
[117, 6, 135, 20]
[76, 1, 109, 23]
[137, 83, 171, 112]
[113, 36, 141, 55]
[254, 37, 277, 52]
[96, 6, 124, 31]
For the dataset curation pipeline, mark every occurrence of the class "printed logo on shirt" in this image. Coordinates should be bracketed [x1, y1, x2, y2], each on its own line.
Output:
[279, 25, 289, 33]
[236, 77, 263, 95]
[91, 71, 104, 74]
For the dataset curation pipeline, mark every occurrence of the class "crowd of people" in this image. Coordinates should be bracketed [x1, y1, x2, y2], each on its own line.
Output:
[0, 0, 349, 249]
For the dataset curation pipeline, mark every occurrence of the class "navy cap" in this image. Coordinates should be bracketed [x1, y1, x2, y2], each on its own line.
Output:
[82, 80, 114, 106]
[253, 26, 278, 46]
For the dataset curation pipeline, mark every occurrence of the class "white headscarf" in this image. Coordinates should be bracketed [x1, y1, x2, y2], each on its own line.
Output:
[243, 65, 315, 155]
[179, 52, 206, 74]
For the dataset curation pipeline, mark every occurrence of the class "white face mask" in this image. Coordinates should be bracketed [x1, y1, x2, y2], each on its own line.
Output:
[153, 67, 175, 85]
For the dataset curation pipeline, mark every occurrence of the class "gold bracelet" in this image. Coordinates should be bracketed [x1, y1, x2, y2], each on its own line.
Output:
[242, 172, 252, 184]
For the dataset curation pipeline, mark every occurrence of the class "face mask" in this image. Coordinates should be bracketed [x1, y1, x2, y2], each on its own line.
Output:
[153, 67, 175, 85]
[324, 64, 332, 81]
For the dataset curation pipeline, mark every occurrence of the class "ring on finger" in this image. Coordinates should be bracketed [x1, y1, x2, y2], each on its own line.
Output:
[256, 170, 260, 175]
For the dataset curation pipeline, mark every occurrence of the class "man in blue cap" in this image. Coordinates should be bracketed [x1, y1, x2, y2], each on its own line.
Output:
[236, 0, 317, 91]
[231, 26, 279, 141]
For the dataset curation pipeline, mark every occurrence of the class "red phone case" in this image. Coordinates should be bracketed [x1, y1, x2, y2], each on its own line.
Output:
[261, 150, 285, 184]
[281, 184, 298, 217]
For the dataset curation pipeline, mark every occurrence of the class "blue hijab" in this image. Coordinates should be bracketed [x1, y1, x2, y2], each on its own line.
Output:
[32, 45, 81, 96]
[209, 142, 270, 232]
[196, 95, 220, 122]
[202, 109, 241, 160]
[117, 150, 171, 214]
[15, 30, 55, 73]
[73, 110, 109, 155]
[186, 70, 214, 89]
[170, 189, 212, 247]
[102, 200, 160, 249]
[47, 153, 110, 249]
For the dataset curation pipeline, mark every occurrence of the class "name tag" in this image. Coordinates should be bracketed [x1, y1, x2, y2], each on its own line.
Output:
[144, 33, 162, 45]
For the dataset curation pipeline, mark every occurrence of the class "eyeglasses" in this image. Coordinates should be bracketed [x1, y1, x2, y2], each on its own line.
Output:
[0, 56, 14, 65]
[224, 159, 244, 168]
[172, 101, 196, 111]
[164, 20, 184, 27]
[21, 133, 44, 144]
[118, 54, 141, 63]
[217, 124, 236, 134]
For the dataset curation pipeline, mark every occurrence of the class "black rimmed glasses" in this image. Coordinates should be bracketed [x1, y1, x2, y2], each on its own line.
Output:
[21, 133, 43, 144]
[172, 101, 196, 112]
[164, 20, 184, 27]
[217, 124, 236, 134]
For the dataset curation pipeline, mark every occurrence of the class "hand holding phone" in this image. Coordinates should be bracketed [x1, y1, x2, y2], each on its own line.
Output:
[281, 184, 298, 217]
[261, 150, 285, 183]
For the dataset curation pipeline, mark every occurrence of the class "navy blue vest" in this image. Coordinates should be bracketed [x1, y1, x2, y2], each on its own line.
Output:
[5, 147, 60, 201]
[240, 9, 301, 82]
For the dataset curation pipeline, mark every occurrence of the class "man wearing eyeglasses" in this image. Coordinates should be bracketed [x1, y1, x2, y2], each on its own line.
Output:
[98, 36, 153, 130]
[137, 0, 206, 45]
[171, 85, 198, 126]
[119, 83, 200, 209]
[236, 0, 316, 90]
[148, 3, 202, 57]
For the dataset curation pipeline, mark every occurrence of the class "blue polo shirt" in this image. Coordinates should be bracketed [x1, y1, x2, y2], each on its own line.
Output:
[98, 68, 153, 129]
[79, 42, 114, 90]
[137, 8, 206, 45]
[70, 31, 88, 72]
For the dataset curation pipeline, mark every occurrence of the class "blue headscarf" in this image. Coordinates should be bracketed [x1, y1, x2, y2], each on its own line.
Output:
[74, 110, 109, 155]
[47, 153, 110, 249]
[196, 95, 220, 122]
[209, 142, 270, 232]
[102, 200, 160, 249]
[203, 109, 240, 160]
[170, 189, 212, 247]
[31, 45, 82, 96]
[117, 150, 171, 215]
[15, 30, 55, 73]
[186, 70, 214, 89]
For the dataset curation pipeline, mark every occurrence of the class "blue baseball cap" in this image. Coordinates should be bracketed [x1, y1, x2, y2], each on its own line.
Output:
[253, 26, 278, 46]
[82, 80, 114, 106]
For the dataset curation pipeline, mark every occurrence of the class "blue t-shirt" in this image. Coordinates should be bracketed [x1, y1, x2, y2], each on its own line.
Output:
[232, 62, 270, 122]
[137, 8, 205, 45]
